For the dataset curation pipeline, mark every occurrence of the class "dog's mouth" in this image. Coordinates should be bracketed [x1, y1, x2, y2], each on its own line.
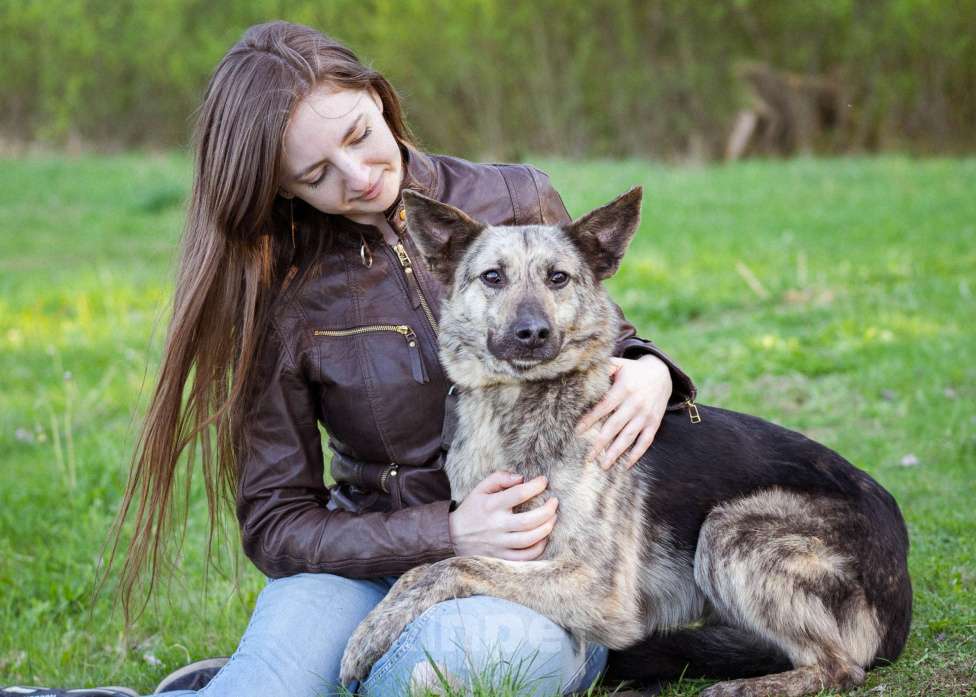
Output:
[498, 345, 564, 374]
[486, 329, 562, 370]
[508, 357, 547, 371]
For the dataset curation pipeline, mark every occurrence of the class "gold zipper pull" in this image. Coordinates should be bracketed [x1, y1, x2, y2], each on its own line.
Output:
[402, 327, 428, 383]
[685, 399, 701, 424]
[393, 242, 412, 272]
[393, 240, 440, 334]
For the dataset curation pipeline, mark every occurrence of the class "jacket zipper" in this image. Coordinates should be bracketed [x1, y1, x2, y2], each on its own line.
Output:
[313, 324, 428, 383]
[392, 241, 439, 334]
[684, 399, 702, 424]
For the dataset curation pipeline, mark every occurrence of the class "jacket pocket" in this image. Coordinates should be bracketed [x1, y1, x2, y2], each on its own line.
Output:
[313, 323, 429, 384]
[390, 459, 451, 510]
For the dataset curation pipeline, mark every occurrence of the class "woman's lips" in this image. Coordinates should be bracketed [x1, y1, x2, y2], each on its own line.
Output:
[358, 174, 383, 201]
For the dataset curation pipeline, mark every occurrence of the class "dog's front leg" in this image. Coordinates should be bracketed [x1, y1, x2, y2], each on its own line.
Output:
[340, 555, 624, 685]
[339, 561, 437, 685]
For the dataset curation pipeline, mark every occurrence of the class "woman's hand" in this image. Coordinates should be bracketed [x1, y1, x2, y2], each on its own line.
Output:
[449, 471, 558, 560]
[576, 354, 672, 469]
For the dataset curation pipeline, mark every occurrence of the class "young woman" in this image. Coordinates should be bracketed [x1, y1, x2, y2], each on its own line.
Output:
[3, 20, 695, 697]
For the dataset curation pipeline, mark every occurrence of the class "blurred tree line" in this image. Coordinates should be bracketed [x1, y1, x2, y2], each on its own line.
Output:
[1, 0, 973, 159]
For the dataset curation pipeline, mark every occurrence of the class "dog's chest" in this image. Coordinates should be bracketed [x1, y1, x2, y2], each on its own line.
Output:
[546, 455, 641, 545]
[445, 406, 626, 548]
[445, 389, 587, 499]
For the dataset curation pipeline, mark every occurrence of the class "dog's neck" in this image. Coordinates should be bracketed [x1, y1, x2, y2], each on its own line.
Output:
[453, 358, 614, 484]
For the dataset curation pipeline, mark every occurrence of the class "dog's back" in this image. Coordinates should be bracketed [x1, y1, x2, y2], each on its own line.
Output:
[613, 403, 912, 689]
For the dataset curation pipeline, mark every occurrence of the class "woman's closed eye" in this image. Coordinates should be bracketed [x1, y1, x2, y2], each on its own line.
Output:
[355, 126, 372, 146]
[308, 169, 328, 189]
[307, 127, 373, 189]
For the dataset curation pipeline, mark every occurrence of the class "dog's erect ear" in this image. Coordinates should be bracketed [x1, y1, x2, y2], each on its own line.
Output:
[402, 190, 486, 285]
[564, 186, 642, 280]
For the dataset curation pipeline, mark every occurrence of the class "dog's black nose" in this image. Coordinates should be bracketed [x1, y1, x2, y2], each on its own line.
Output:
[513, 318, 551, 348]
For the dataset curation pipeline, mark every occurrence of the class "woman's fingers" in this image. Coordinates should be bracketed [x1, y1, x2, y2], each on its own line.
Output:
[474, 470, 523, 494]
[600, 414, 646, 469]
[495, 474, 548, 510]
[576, 380, 626, 436]
[500, 537, 548, 561]
[504, 515, 557, 549]
[624, 423, 661, 468]
[589, 401, 639, 467]
[509, 497, 559, 531]
[576, 394, 617, 435]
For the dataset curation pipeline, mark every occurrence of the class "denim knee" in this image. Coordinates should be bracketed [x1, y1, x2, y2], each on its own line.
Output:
[363, 595, 607, 696]
[158, 572, 392, 697]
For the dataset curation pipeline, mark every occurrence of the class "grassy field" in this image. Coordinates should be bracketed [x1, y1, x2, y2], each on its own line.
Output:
[0, 155, 973, 695]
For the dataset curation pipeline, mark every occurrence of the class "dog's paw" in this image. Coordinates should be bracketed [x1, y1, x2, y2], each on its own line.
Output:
[339, 564, 440, 685]
[339, 607, 403, 685]
[698, 681, 739, 697]
[698, 679, 753, 697]
[339, 631, 380, 685]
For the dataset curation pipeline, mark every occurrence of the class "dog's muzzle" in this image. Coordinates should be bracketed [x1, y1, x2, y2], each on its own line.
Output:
[487, 303, 560, 367]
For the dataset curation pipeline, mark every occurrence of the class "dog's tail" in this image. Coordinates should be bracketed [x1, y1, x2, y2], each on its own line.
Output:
[605, 625, 792, 684]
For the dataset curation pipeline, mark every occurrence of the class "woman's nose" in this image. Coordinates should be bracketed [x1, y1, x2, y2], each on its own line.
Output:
[335, 154, 371, 195]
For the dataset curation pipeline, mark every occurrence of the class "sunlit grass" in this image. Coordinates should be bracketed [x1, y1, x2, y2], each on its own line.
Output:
[1, 154, 973, 694]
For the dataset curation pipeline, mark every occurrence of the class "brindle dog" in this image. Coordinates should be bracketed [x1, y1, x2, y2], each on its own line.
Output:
[339, 188, 912, 696]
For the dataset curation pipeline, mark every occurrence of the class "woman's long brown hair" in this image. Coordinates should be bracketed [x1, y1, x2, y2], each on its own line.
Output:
[100, 21, 416, 622]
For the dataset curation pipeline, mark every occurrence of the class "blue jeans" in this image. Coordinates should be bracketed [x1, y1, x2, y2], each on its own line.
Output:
[157, 572, 607, 696]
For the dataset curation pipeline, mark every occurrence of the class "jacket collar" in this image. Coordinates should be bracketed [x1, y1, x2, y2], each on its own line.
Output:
[384, 145, 439, 233]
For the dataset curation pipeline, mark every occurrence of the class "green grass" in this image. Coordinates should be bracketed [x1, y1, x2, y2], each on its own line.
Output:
[1, 154, 973, 695]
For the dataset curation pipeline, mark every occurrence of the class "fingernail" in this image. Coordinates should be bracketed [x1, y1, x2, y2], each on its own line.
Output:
[509, 472, 521, 480]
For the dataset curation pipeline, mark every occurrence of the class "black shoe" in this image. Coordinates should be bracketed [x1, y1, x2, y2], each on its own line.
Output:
[0, 688, 138, 697]
[152, 658, 228, 693]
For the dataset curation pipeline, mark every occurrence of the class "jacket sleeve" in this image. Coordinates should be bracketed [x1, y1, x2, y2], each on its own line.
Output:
[529, 166, 697, 406]
[236, 321, 455, 579]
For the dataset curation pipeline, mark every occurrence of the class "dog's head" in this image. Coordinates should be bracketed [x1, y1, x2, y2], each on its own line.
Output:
[403, 187, 642, 387]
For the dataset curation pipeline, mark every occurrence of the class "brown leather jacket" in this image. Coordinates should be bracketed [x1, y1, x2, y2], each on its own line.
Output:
[237, 146, 697, 579]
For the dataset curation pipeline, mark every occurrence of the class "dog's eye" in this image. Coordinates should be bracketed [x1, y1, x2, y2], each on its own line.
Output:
[548, 271, 569, 287]
[481, 269, 504, 286]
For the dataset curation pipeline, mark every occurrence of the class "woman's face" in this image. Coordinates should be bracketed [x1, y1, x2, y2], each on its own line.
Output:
[279, 84, 403, 226]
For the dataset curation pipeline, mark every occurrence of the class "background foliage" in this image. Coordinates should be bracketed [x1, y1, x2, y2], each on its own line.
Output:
[1, 0, 975, 159]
